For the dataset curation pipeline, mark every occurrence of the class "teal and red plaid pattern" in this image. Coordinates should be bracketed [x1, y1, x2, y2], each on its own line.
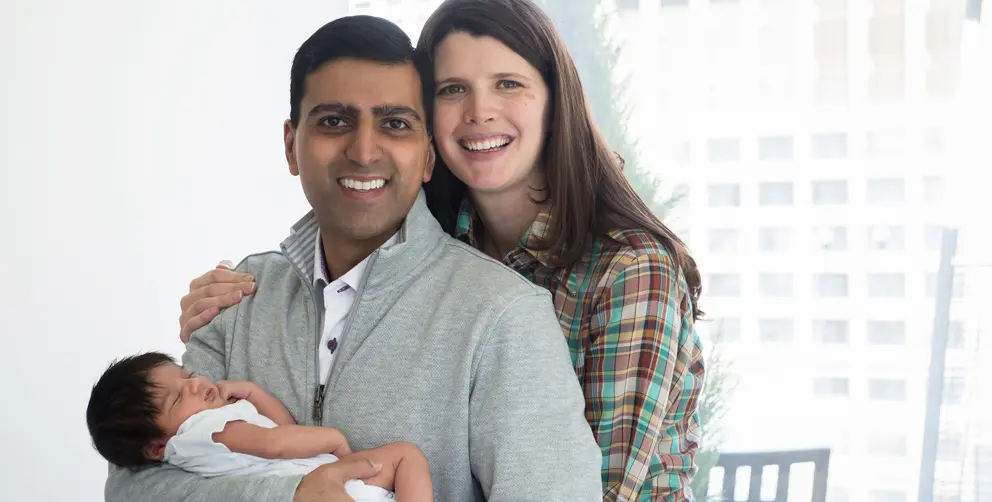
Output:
[455, 200, 705, 502]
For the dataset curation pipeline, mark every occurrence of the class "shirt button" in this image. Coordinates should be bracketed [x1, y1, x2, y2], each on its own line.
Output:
[327, 338, 338, 353]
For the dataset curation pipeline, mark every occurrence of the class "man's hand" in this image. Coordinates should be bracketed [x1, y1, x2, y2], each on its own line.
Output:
[216, 380, 258, 403]
[180, 260, 255, 343]
[294, 456, 383, 502]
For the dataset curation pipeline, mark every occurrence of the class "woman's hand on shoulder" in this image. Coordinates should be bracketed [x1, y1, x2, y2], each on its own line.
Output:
[179, 260, 255, 343]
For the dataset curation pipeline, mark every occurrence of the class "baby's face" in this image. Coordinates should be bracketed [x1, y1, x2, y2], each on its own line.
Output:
[150, 363, 225, 437]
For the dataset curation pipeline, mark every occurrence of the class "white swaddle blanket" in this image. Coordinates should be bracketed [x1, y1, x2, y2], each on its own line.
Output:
[164, 400, 393, 501]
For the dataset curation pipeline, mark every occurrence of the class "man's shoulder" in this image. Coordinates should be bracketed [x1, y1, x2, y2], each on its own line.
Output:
[230, 251, 296, 279]
[432, 236, 549, 298]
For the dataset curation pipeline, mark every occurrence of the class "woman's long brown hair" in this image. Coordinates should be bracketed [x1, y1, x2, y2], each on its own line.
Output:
[417, 0, 703, 319]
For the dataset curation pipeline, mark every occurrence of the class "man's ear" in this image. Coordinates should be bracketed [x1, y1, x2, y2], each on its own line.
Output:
[142, 439, 167, 462]
[284, 120, 299, 177]
[423, 143, 436, 183]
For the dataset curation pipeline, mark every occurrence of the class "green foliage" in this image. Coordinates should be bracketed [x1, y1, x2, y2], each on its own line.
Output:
[537, 0, 668, 216]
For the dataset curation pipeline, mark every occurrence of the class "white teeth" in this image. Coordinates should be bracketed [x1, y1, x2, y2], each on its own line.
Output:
[339, 178, 386, 191]
[462, 137, 510, 151]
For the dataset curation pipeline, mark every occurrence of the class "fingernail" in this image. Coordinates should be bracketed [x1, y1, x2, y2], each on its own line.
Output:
[371, 461, 383, 469]
[219, 260, 234, 269]
[248, 282, 256, 292]
[235, 291, 243, 299]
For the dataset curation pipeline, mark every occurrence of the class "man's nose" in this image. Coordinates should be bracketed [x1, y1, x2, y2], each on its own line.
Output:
[345, 122, 383, 167]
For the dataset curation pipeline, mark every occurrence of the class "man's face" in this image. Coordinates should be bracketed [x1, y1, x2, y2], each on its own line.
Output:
[285, 58, 434, 243]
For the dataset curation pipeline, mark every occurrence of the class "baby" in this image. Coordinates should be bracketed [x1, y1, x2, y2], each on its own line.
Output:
[86, 351, 432, 502]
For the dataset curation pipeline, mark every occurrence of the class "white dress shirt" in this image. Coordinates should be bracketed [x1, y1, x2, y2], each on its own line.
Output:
[313, 232, 399, 384]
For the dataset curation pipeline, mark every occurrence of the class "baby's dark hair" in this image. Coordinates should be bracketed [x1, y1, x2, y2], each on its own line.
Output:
[86, 351, 175, 470]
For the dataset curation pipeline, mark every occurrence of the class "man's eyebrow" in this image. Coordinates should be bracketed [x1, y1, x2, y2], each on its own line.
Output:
[372, 105, 422, 123]
[307, 102, 359, 119]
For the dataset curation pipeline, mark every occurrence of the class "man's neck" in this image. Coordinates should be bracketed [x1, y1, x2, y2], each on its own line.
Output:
[320, 226, 398, 281]
[471, 174, 546, 260]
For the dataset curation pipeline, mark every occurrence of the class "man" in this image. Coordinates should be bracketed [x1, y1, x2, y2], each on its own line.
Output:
[105, 15, 602, 502]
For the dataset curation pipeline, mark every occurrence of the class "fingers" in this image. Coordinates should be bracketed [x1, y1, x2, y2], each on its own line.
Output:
[180, 306, 220, 344]
[180, 281, 255, 311]
[188, 266, 254, 293]
[331, 455, 383, 480]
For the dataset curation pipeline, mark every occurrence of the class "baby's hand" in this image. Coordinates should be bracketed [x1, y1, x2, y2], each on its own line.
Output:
[217, 380, 257, 403]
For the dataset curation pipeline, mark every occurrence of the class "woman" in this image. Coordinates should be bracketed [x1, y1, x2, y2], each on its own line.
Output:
[178, 0, 705, 499]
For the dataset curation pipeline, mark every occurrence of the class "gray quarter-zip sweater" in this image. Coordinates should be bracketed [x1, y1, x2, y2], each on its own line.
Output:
[104, 191, 603, 502]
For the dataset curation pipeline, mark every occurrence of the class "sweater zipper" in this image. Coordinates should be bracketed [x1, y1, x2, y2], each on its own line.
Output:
[309, 250, 380, 425]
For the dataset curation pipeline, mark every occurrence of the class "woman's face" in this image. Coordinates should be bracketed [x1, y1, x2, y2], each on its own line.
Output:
[431, 32, 549, 197]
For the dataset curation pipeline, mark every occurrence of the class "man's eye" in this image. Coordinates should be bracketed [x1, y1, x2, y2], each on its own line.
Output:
[319, 117, 345, 127]
[437, 84, 465, 96]
[385, 119, 409, 130]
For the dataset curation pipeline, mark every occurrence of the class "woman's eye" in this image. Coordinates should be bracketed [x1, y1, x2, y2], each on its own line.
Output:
[497, 80, 521, 89]
[438, 84, 465, 96]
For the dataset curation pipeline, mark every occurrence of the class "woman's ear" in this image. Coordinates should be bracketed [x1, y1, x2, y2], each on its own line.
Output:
[142, 439, 167, 462]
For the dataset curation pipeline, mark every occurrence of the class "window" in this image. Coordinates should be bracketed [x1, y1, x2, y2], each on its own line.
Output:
[660, 0, 689, 6]
[759, 227, 791, 252]
[867, 225, 905, 250]
[937, 432, 964, 461]
[354, 1, 371, 7]
[869, 378, 906, 401]
[711, 318, 742, 342]
[759, 273, 793, 297]
[815, 226, 848, 250]
[708, 183, 741, 207]
[814, 273, 849, 298]
[925, 226, 944, 251]
[813, 320, 849, 344]
[866, 178, 906, 204]
[868, 273, 905, 298]
[708, 274, 742, 296]
[812, 180, 848, 205]
[759, 182, 794, 206]
[944, 376, 965, 405]
[925, 272, 966, 298]
[867, 436, 907, 456]
[707, 138, 740, 162]
[869, 58, 906, 100]
[870, 490, 907, 502]
[924, 176, 944, 202]
[948, 321, 965, 349]
[813, 377, 850, 397]
[759, 318, 793, 342]
[708, 229, 739, 253]
[617, 0, 640, 9]
[759, 136, 794, 161]
[812, 133, 848, 158]
[867, 320, 905, 345]
[866, 129, 906, 157]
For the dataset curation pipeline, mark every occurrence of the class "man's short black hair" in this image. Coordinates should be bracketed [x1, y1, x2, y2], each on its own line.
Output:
[86, 351, 175, 470]
[289, 15, 432, 128]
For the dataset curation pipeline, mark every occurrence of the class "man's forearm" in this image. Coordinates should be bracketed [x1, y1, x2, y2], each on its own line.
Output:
[105, 463, 302, 502]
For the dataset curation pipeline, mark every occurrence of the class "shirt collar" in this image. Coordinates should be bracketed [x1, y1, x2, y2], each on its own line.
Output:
[313, 231, 400, 288]
[453, 197, 557, 266]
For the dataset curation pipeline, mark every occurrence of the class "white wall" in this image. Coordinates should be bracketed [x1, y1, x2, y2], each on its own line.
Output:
[0, 1, 347, 500]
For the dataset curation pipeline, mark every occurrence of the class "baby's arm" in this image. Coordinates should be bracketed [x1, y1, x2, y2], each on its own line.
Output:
[213, 421, 353, 458]
[216, 380, 295, 426]
[349, 442, 433, 502]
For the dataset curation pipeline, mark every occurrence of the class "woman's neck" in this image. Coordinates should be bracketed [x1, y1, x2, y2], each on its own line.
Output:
[471, 180, 546, 260]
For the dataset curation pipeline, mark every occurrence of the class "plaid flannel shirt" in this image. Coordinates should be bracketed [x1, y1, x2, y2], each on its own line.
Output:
[455, 200, 705, 501]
